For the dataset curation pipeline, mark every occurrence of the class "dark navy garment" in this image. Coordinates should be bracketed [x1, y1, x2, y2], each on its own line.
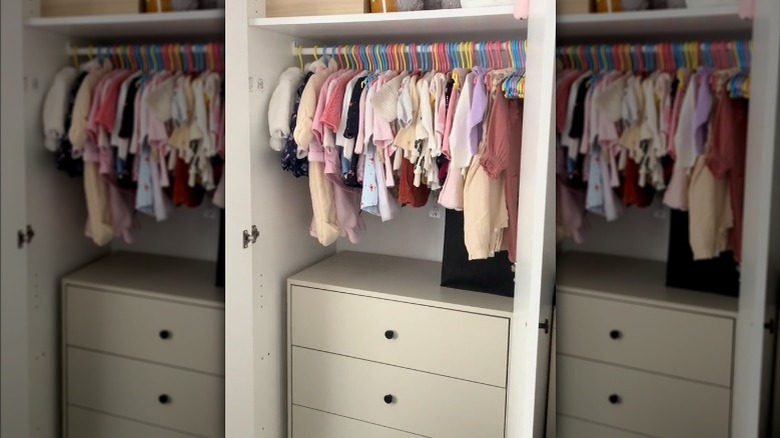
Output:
[281, 71, 314, 178]
[55, 71, 88, 177]
[343, 77, 365, 140]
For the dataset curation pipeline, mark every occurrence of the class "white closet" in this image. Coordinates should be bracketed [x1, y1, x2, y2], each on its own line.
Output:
[225, 1, 555, 437]
[0, 3, 225, 437]
[555, 1, 780, 437]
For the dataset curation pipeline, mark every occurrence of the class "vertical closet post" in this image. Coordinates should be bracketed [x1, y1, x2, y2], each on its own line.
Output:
[0, 0, 30, 435]
[506, 0, 557, 436]
[224, 0, 257, 436]
[732, 0, 780, 435]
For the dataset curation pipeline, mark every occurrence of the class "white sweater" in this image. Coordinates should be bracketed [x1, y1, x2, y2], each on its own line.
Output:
[42, 66, 78, 151]
[268, 67, 303, 151]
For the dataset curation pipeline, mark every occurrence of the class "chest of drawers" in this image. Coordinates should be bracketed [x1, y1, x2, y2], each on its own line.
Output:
[556, 252, 738, 438]
[287, 251, 514, 438]
[62, 252, 225, 438]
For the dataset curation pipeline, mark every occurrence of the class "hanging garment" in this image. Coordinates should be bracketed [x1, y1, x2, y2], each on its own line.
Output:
[706, 96, 748, 262]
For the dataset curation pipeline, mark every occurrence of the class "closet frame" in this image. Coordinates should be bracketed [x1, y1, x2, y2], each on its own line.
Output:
[225, 0, 557, 437]
[1, 0, 227, 436]
[555, 0, 780, 436]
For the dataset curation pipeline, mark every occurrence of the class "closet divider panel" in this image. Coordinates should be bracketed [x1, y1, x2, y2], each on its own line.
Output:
[732, 0, 780, 434]
[225, 0, 256, 435]
[506, 0, 556, 435]
[226, 6, 336, 435]
[248, 27, 336, 438]
[1, 0, 31, 436]
[249, 29, 335, 437]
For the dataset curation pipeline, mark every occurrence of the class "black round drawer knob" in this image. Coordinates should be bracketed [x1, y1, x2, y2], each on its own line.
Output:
[159, 330, 171, 340]
[384, 394, 395, 404]
[384, 330, 395, 340]
[608, 394, 621, 405]
[158, 394, 171, 404]
[609, 330, 622, 340]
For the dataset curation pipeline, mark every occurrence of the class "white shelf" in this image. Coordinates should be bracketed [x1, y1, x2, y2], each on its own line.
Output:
[26, 10, 225, 40]
[558, 6, 752, 43]
[248, 6, 526, 44]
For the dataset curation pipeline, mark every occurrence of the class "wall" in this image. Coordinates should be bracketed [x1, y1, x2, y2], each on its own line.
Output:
[112, 203, 222, 262]
[337, 201, 446, 262]
[560, 199, 671, 262]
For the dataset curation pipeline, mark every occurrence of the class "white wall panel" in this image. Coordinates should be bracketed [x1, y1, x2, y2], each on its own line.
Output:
[112, 204, 221, 262]
[337, 203, 445, 262]
[560, 199, 670, 262]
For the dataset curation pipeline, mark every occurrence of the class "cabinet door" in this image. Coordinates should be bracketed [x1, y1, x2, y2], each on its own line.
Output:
[1, 0, 30, 436]
[734, 0, 780, 436]
[224, 6, 335, 438]
[506, 0, 557, 437]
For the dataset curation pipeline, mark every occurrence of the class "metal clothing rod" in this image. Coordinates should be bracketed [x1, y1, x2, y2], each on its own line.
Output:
[65, 42, 225, 71]
[291, 40, 528, 70]
[66, 42, 224, 57]
[291, 41, 526, 56]
[556, 40, 752, 71]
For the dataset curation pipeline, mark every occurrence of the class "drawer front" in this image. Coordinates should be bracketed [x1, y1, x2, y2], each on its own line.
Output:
[292, 405, 425, 438]
[292, 347, 506, 438]
[557, 415, 647, 438]
[67, 348, 224, 438]
[68, 406, 198, 438]
[558, 356, 730, 438]
[557, 292, 733, 386]
[291, 286, 509, 386]
[66, 286, 224, 375]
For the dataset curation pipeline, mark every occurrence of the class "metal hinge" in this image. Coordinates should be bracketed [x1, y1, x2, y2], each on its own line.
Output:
[17, 225, 35, 249]
[243, 225, 259, 249]
[538, 318, 550, 335]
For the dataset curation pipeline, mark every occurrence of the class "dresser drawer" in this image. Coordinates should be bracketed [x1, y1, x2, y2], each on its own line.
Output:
[66, 286, 224, 375]
[292, 405, 425, 438]
[557, 415, 647, 438]
[68, 406, 199, 438]
[557, 292, 734, 386]
[291, 347, 506, 438]
[290, 286, 509, 386]
[558, 356, 730, 438]
[67, 348, 224, 438]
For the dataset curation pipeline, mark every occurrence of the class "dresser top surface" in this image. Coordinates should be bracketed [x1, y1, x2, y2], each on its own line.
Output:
[63, 251, 224, 307]
[557, 251, 738, 317]
[288, 251, 514, 317]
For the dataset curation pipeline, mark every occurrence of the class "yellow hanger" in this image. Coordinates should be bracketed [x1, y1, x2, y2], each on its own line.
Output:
[297, 45, 304, 70]
[71, 46, 81, 69]
[400, 44, 408, 71]
[87, 46, 94, 61]
[313, 46, 320, 62]
[507, 42, 516, 70]
[366, 46, 374, 71]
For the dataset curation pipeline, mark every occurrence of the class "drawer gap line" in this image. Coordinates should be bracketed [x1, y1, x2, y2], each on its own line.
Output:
[556, 353, 731, 389]
[67, 404, 212, 438]
[290, 283, 513, 318]
[67, 284, 225, 310]
[66, 345, 225, 378]
[558, 414, 660, 438]
[292, 404, 432, 438]
[556, 290, 736, 319]
[292, 346, 506, 388]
